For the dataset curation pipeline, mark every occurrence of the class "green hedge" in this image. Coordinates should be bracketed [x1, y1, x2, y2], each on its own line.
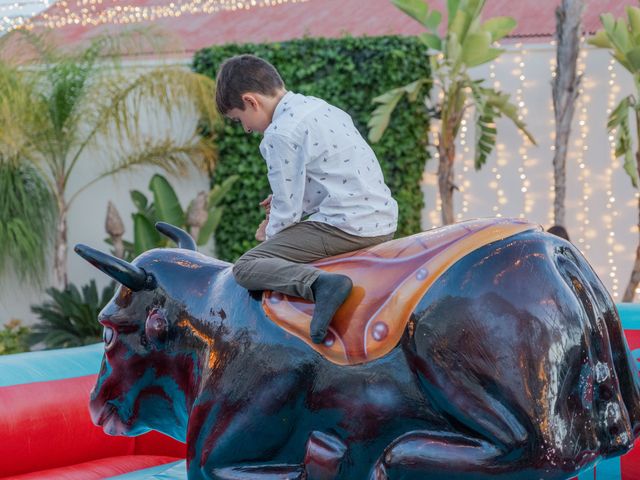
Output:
[193, 36, 431, 261]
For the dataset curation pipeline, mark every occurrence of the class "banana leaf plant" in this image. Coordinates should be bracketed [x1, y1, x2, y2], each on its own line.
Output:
[105, 173, 238, 260]
[589, 6, 640, 301]
[368, 0, 535, 225]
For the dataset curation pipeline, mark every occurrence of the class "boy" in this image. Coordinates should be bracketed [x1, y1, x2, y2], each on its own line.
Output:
[215, 54, 398, 344]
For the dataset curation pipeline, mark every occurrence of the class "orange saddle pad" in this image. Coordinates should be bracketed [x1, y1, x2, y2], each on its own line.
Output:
[262, 218, 540, 365]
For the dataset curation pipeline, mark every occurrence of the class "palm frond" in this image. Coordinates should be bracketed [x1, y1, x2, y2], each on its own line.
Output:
[469, 84, 497, 170]
[608, 95, 638, 187]
[368, 78, 430, 143]
[0, 163, 55, 283]
[65, 67, 218, 186]
[0, 62, 43, 165]
[30, 280, 116, 348]
[470, 82, 536, 170]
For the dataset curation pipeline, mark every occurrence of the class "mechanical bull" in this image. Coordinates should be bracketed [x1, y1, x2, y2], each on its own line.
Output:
[75, 218, 640, 480]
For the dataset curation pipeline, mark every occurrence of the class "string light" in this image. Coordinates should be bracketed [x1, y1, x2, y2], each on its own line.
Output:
[427, 121, 441, 228]
[0, 0, 50, 32]
[512, 47, 534, 219]
[1, 0, 309, 33]
[0, 0, 48, 13]
[547, 42, 556, 225]
[575, 47, 592, 254]
[489, 54, 508, 217]
[456, 112, 473, 221]
[606, 57, 620, 299]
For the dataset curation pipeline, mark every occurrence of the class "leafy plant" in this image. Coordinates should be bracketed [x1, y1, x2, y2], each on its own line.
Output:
[0, 319, 31, 355]
[193, 36, 432, 261]
[589, 6, 640, 301]
[106, 173, 238, 259]
[0, 30, 220, 287]
[368, 0, 535, 225]
[30, 280, 116, 348]
[0, 60, 56, 283]
[0, 163, 55, 283]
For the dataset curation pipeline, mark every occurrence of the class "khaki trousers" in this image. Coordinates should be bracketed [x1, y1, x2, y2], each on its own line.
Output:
[232, 221, 394, 301]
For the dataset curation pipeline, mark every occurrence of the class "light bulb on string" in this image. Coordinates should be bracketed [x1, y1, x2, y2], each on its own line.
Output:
[2, 0, 309, 32]
[606, 57, 620, 299]
[575, 48, 592, 255]
[512, 47, 533, 219]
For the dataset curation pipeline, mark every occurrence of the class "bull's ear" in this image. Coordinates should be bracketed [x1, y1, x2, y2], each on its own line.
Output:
[156, 222, 197, 251]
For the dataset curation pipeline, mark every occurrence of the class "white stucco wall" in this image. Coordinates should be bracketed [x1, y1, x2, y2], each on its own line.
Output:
[2, 41, 639, 327]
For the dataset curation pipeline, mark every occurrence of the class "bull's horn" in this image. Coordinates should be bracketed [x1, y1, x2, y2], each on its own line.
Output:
[155, 222, 197, 251]
[74, 244, 156, 291]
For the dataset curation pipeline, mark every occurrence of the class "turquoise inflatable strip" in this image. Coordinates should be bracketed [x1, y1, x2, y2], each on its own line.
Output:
[618, 303, 640, 330]
[0, 342, 103, 387]
[578, 468, 594, 479]
[595, 456, 622, 480]
[106, 460, 186, 479]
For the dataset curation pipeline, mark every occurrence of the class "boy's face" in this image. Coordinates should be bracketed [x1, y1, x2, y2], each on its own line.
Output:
[226, 93, 272, 135]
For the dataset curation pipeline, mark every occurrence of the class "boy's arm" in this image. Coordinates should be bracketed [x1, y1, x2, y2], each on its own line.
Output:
[260, 134, 306, 240]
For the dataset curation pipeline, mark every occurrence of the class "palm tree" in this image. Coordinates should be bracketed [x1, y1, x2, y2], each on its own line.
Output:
[368, 0, 535, 225]
[589, 7, 640, 301]
[0, 60, 56, 283]
[0, 30, 219, 287]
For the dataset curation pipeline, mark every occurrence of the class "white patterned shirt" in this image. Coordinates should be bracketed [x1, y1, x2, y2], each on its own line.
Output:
[260, 91, 398, 240]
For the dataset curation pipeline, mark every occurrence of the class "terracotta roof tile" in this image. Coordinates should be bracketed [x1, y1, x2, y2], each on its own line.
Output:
[20, 0, 630, 56]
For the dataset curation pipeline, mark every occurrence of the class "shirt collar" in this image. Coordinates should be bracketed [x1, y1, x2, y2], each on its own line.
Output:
[271, 91, 294, 122]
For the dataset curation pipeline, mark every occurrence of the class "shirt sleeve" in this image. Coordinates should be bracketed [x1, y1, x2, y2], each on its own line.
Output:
[260, 133, 306, 240]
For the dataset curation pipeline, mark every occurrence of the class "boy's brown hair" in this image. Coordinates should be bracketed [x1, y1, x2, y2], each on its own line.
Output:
[215, 54, 285, 114]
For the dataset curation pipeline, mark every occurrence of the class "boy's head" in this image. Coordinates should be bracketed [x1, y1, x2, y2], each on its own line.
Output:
[215, 54, 286, 134]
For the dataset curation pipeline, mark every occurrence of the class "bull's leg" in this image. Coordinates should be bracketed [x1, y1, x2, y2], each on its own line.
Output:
[369, 430, 503, 480]
[203, 431, 347, 480]
[304, 431, 348, 479]
[410, 346, 530, 454]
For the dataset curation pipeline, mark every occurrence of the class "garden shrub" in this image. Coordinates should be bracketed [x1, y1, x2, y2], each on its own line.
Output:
[0, 319, 31, 355]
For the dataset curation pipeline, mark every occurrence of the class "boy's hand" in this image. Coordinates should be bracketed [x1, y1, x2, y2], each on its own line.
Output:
[255, 218, 268, 242]
[259, 194, 272, 214]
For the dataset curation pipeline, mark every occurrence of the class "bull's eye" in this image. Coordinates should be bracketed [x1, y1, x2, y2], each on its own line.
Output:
[103, 326, 115, 347]
[145, 309, 168, 345]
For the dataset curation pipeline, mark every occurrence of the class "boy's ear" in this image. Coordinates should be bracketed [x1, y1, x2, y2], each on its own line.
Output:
[241, 93, 260, 111]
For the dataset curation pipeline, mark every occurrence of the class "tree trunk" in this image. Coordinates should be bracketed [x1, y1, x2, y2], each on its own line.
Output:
[53, 178, 68, 288]
[437, 131, 456, 225]
[552, 0, 584, 227]
[623, 144, 640, 302]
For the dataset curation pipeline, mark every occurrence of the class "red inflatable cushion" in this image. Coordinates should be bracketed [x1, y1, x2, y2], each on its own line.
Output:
[1, 455, 180, 480]
[0, 374, 184, 477]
